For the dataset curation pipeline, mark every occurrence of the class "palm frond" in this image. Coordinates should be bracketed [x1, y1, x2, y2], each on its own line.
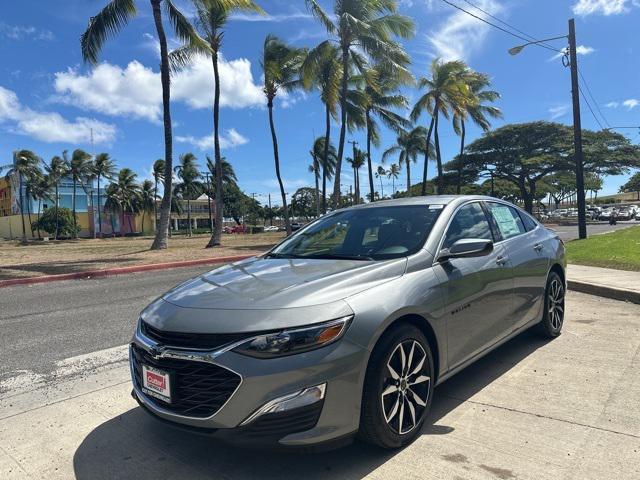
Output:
[81, 0, 137, 65]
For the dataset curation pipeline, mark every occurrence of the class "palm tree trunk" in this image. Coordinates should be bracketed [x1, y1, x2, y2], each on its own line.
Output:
[406, 158, 411, 194]
[27, 196, 33, 239]
[434, 106, 444, 195]
[267, 100, 291, 235]
[72, 178, 77, 238]
[421, 116, 435, 196]
[153, 177, 158, 232]
[322, 103, 331, 214]
[313, 156, 320, 218]
[206, 43, 224, 248]
[18, 175, 27, 243]
[366, 109, 375, 202]
[97, 175, 102, 237]
[332, 46, 349, 209]
[36, 199, 42, 240]
[54, 182, 59, 240]
[141, 210, 145, 234]
[379, 175, 384, 199]
[150, 0, 173, 251]
[187, 198, 192, 237]
[456, 119, 466, 194]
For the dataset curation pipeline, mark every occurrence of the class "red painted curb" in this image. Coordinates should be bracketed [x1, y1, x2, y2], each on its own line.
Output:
[0, 254, 255, 288]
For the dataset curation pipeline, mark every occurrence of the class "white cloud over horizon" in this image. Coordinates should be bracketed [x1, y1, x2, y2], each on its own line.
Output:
[548, 45, 595, 62]
[549, 103, 571, 120]
[176, 128, 249, 151]
[0, 86, 116, 144]
[572, 0, 639, 16]
[606, 98, 639, 109]
[0, 22, 54, 41]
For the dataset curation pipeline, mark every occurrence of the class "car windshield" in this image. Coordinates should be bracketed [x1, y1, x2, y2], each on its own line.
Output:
[269, 205, 443, 261]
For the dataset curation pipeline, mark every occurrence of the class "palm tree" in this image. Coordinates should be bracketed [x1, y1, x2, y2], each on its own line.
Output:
[411, 59, 470, 195]
[169, 0, 264, 248]
[301, 42, 341, 214]
[382, 127, 427, 195]
[93, 153, 117, 237]
[261, 34, 307, 235]
[30, 175, 53, 240]
[108, 168, 141, 236]
[67, 149, 92, 238]
[81, 0, 205, 249]
[375, 166, 387, 199]
[305, 0, 414, 208]
[24, 167, 46, 239]
[355, 63, 412, 202]
[452, 71, 501, 193]
[138, 180, 157, 234]
[45, 155, 69, 240]
[205, 155, 237, 187]
[174, 152, 203, 237]
[309, 137, 337, 214]
[309, 150, 321, 218]
[103, 183, 120, 236]
[387, 163, 400, 195]
[347, 147, 366, 205]
[1, 150, 41, 243]
[152, 159, 165, 231]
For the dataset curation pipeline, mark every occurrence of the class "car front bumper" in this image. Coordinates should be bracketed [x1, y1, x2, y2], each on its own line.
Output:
[129, 326, 369, 448]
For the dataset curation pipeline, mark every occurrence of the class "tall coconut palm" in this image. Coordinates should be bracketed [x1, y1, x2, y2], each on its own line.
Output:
[347, 147, 366, 205]
[174, 152, 203, 237]
[261, 34, 307, 235]
[103, 183, 120, 236]
[81, 0, 206, 249]
[169, 0, 264, 248]
[152, 159, 165, 231]
[309, 150, 321, 218]
[301, 42, 341, 214]
[93, 153, 116, 237]
[30, 175, 53, 240]
[452, 71, 501, 193]
[45, 155, 69, 240]
[24, 167, 46, 239]
[67, 149, 92, 238]
[205, 155, 237, 187]
[138, 180, 157, 234]
[108, 168, 141, 236]
[354, 63, 412, 202]
[411, 59, 470, 195]
[387, 163, 400, 195]
[309, 137, 337, 214]
[382, 127, 427, 195]
[1, 150, 42, 243]
[305, 0, 414, 209]
[375, 165, 387, 199]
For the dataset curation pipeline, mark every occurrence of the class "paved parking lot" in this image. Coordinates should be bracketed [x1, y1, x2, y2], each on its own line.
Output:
[549, 221, 639, 242]
[1, 271, 639, 480]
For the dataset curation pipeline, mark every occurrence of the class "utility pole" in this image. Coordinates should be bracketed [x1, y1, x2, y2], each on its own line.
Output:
[348, 140, 358, 205]
[568, 18, 587, 240]
[205, 173, 213, 234]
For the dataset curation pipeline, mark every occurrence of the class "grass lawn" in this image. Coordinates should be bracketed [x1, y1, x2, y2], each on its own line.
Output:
[565, 225, 640, 271]
[0, 232, 284, 280]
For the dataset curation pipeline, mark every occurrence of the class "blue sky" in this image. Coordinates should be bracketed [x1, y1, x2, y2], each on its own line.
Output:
[1, 0, 639, 205]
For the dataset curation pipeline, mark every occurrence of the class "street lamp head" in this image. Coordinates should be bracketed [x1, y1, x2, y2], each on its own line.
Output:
[508, 45, 525, 56]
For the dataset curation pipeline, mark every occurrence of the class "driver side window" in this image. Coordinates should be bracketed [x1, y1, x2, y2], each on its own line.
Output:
[443, 202, 493, 249]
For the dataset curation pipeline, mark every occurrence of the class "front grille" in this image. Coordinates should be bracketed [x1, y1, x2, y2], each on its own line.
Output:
[240, 402, 324, 438]
[131, 344, 241, 418]
[141, 320, 249, 350]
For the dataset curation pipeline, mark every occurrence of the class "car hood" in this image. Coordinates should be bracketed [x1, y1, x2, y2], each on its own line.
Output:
[140, 256, 407, 333]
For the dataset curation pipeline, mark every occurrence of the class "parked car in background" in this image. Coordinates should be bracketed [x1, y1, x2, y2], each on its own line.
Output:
[599, 208, 613, 221]
[617, 208, 633, 221]
[130, 196, 566, 450]
[264, 225, 279, 232]
[290, 222, 303, 231]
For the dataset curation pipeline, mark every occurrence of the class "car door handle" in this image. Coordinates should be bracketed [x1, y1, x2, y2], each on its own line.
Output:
[533, 243, 543, 252]
[496, 255, 508, 266]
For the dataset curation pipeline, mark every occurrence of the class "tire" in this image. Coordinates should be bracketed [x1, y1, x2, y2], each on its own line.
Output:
[359, 323, 434, 449]
[536, 271, 565, 338]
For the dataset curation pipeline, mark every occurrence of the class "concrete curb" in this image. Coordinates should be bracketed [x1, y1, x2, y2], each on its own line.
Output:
[0, 254, 254, 289]
[567, 280, 640, 305]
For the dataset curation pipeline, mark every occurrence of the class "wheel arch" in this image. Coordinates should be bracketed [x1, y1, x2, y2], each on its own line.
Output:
[549, 262, 565, 287]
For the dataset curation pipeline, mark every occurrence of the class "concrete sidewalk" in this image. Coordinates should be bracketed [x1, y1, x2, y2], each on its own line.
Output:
[2, 292, 640, 480]
[567, 264, 640, 304]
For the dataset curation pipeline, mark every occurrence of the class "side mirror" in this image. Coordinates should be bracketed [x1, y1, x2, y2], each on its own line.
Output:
[438, 238, 493, 262]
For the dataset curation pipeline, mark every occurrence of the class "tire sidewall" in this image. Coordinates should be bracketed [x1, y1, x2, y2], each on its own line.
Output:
[542, 271, 564, 337]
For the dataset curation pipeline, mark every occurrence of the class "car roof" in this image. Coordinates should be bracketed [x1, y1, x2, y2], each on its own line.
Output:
[339, 195, 502, 210]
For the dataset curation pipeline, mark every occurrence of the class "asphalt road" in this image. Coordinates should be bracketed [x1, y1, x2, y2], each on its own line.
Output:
[0, 265, 214, 379]
[550, 220, 639, 241]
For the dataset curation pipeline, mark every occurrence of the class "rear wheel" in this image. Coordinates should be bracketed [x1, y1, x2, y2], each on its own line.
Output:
[359, 323, 434, 449]
[536, 271, 565, 338]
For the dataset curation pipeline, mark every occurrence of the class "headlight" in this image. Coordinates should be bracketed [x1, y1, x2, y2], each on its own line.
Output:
[232, 316, 353, 359]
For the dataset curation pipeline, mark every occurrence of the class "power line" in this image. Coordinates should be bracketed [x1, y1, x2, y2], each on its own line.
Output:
[439, 0, 561, 53]
[578, 84, 605, 130]
[577, 67, 611, 128]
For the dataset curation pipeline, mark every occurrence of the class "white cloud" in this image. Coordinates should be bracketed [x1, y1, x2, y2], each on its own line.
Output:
[427, 0, 502, 61]
[230, 11, 312, 22]
[606, 101, 620, 108]
[548, 45, 594, 62]
[549, 104, 571, 120]
[623, 99, 639, 109]
[0, 86, 116, 144]
[176, 128, 248, 151]
[0, 22, 54, 41]
[572, 0, 637, 16]
[53, 55, 264, 122]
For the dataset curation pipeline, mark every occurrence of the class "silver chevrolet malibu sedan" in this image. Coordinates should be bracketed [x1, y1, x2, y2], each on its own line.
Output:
[130, 195, 566, 450]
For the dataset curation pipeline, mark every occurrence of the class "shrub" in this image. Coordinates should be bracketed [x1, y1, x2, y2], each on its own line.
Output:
[32, 207, 80, 238]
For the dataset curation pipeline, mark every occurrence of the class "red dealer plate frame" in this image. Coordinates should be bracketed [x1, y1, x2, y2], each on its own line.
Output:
[142, 365, 172, 403]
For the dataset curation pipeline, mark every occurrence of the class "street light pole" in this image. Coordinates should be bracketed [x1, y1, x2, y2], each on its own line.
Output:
[568, 18, 587, 240]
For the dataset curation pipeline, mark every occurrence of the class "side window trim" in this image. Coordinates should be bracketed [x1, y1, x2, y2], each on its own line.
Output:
[480, 201, 502, 242]
[436, 201, 493, 260]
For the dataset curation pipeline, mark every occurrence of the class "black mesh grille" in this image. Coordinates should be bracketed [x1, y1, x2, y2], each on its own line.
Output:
[131, 344, 241, 418]
[240, 402, 324, 438]
[141, 321, 249, 350]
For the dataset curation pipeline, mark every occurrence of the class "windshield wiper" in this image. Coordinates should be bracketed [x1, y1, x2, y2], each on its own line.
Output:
[264, 252, 301, 259]
[303, 253, 375, 261]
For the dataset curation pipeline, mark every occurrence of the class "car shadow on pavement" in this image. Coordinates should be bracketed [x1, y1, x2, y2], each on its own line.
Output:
[73, 331, 549, 480]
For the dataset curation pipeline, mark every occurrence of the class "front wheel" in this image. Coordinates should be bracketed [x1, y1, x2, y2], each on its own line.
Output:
[359, 323, 434, 449]
[536, 271, 565, 338]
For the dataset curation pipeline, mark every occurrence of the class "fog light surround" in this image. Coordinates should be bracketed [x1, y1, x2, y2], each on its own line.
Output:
[240, 383, 326, 426]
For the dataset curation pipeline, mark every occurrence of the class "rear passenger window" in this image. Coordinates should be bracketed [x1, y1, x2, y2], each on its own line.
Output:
[487, 203, 526, 240]
[443, 202, 493, 249]
[519, 211, 538, 231]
